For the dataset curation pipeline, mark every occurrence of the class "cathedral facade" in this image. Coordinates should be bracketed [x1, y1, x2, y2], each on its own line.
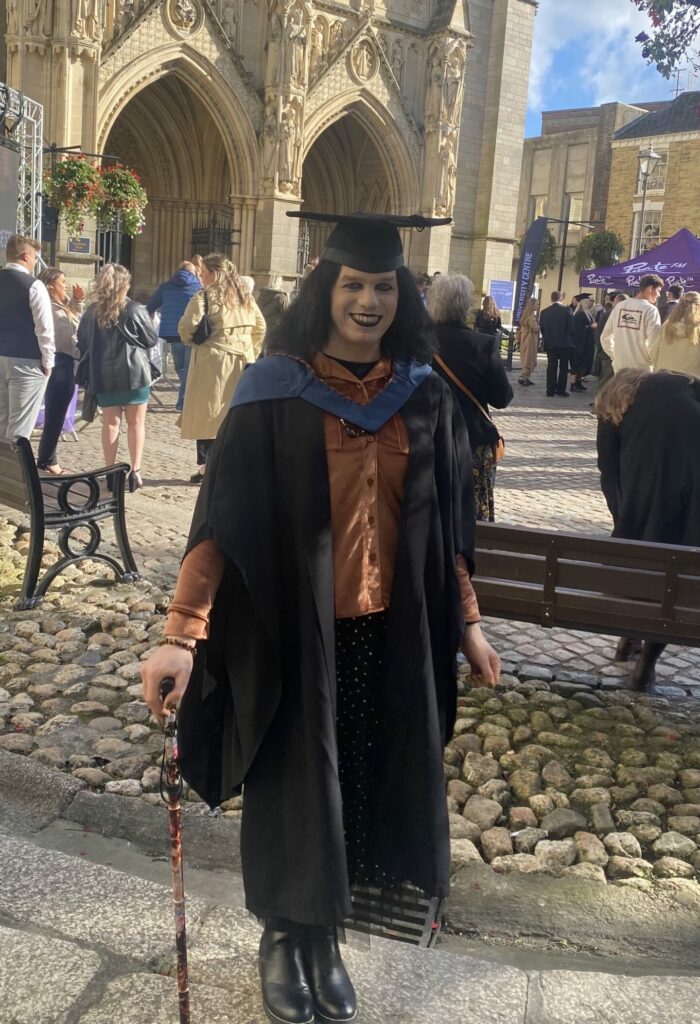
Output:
[2, 0, 536, 295]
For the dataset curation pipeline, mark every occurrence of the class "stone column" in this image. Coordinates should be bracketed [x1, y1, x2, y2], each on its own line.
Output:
[413, 32, 468, 274]
[451, 0, 537, 293]
[254, 0, 312, 281]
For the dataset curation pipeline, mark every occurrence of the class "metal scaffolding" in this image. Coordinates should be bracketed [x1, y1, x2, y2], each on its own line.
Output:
[0, 83, 44, 241]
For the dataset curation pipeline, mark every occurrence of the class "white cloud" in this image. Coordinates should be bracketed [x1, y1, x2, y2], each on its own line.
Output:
[528, 0, 669, 116]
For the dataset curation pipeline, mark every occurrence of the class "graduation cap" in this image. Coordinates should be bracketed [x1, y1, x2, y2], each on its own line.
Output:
[574, 293, 593, 301]
[287, 211, 451, 274]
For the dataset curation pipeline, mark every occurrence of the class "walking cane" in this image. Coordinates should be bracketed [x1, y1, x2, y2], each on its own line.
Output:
[159, 678, 192, 1024]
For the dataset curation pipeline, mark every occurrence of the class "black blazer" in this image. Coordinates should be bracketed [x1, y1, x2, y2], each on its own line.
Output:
[433, 322, 513, 449]
[539, 303, 575, 352]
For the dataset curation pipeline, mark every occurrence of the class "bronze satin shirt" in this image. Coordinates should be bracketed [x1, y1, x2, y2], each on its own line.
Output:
[167, 353, 479, 638]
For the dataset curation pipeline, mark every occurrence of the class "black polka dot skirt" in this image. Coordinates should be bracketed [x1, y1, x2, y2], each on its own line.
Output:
[334, 611, 389, 887]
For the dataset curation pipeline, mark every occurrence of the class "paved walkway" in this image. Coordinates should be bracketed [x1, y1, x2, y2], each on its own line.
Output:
[47, 356, 700, 690]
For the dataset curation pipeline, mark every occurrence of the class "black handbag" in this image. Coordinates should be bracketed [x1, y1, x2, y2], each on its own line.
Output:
[192, 291, 213, 345]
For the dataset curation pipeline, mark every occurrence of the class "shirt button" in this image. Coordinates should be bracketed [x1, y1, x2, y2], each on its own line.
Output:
[367, 435, 375, 442]
[369, 552, 377, 562]
[368, 514, 375, 525]
[366, 477, 374, 486]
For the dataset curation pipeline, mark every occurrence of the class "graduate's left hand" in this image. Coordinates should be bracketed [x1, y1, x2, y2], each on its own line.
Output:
[461, 623, 500, 688]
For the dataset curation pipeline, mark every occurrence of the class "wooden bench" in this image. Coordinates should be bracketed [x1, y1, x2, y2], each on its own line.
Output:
[0, 437, 140, 611]
[473, 522, 700, 649]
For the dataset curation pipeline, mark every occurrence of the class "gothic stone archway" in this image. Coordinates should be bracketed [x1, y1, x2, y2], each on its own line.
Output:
[104, 73, 234, 294]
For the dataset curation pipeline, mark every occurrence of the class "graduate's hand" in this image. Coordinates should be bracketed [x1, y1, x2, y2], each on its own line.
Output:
[461, 623, 501, 689]
[141, 644, 194, 721]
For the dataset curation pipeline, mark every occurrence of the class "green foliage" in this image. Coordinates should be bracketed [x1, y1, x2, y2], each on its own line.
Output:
[97, 164, 148, 237]
[43, 157, 148, 238]
[573, 231, 625, 273]
[633, 0, 700, 78]
[537, 228, 558, 276]
[43, 156, 103, 236]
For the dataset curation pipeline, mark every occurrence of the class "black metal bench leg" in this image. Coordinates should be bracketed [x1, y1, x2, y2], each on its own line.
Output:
[112, 473, 140, 579]
[16, 521, 46, 610]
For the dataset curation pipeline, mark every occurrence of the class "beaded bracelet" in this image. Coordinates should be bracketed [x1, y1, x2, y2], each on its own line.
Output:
[160, 636, 197, 655]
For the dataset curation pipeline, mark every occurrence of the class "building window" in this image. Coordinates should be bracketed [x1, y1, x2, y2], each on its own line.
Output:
[567, 193, 584, 221]
[637, 150, 668, 194]
[632, 208, 663, 255]
[528, 195, 547, 222]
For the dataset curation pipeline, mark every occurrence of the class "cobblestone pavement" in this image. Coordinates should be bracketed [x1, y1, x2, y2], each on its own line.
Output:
[39, 357, 699, 691]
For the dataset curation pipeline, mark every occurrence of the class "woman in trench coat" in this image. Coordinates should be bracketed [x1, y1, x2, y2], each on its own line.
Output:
[141, 212, 500, 1024]
[516, 297, 539, 386]
[178, 253, 266, 482]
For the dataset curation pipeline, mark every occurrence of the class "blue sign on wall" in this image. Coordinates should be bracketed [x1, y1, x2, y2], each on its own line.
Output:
[488, 279, 515, 312]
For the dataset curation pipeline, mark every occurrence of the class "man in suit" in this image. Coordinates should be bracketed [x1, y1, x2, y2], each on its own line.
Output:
[661, 283, 684, 324]
[539, 290, 575, 397]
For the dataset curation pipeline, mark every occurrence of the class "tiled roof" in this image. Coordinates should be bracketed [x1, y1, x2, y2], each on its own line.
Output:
[614, 91, 700, 141]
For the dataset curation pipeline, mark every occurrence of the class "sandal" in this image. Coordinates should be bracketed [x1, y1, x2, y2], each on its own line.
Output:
[38, 464, 66, 476]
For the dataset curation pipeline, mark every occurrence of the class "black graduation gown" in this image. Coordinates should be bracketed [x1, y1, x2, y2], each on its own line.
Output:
[176, 370, 474, 926]
[572, 309, 595, 376]
[597, 372, 700, 545]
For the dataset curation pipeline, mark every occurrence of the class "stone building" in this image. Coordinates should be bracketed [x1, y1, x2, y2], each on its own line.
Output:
[1, 0, 536, 293]
[514, 101, 664, 300]
[606, 91, 700, 260]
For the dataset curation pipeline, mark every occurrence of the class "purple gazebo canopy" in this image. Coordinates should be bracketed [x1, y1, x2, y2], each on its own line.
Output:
[579, 229, 700, 291]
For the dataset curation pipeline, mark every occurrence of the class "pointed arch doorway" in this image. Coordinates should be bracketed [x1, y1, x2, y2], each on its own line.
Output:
[103, 73, 235, 295]
[300, 110, 413, 271]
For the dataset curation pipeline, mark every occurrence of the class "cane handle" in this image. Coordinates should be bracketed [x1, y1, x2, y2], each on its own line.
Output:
[160, 677, 176, 702]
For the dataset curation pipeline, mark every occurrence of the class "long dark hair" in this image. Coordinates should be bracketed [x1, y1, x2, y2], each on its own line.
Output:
[265, 260, 436, 364]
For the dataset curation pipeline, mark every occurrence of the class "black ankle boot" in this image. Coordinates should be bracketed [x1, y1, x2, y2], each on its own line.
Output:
[259, 919, 315, 1024]
[302, 925, 357, 1023]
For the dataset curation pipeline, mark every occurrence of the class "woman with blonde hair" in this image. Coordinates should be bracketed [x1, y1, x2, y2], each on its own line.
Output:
[179, 253, 266, 482]
[596, 367, 700, 687]
[77, 263, 158, 491]
[516, 296, 540, 386]
[650, 290, 700, 377]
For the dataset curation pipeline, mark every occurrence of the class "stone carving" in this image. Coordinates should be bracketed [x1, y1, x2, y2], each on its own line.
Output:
[71, 0, 101, 39]
[278, 99, 302, 190]
[24, 0, 53, 36]
[221, 1, 238, 45]
[377, 33, 389, 60]
[171, 0, 197, 30]
[286, 4, 307, 86]
[351, 39, 377, 83]
[444, 46, 465, 123]
[436, 128, 457, 215]
[7, 0, 19, 34]
[262, 97, 278, 177]
[329, 19, 343, 52]
[425, 43, 444, 124]
[390, 40, 404, 86]
[266, 8, 283, 87]
[309, 17, 324, 75]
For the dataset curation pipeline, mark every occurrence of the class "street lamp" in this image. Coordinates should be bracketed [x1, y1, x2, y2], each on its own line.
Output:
[636, 144, 661, 257]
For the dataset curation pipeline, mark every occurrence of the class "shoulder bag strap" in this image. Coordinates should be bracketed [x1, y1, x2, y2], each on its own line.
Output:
[434, 353, 495, 427]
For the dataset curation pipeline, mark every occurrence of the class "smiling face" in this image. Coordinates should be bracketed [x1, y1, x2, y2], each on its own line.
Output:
[324, 266, 399, 361]
[48, 273, 68, 304]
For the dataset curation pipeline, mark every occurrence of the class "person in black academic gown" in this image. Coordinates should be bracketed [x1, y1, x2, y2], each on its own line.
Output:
[596, 368, 700, 687]
[141, 212, 501, 1024]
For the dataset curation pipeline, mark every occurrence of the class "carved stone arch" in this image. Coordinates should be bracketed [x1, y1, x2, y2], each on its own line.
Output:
[303, 92, 420, 215]
[98, 47, 259, 195]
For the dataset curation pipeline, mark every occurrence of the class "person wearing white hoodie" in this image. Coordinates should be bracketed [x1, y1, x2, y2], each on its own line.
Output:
[600, 273, 663, 372]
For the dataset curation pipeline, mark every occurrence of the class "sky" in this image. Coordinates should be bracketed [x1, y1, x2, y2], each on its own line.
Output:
[525, 0, 697, 136]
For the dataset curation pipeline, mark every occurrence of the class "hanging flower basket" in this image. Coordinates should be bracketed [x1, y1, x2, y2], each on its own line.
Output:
[43, 156, 103, 237]
[97, 164, 148, 238]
